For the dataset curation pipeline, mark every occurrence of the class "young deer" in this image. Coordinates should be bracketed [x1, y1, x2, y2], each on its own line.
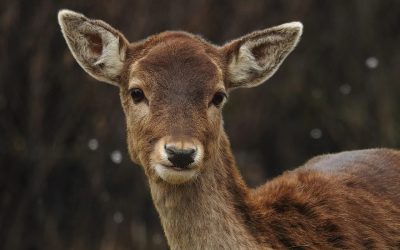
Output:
[58, 10, 400, 249]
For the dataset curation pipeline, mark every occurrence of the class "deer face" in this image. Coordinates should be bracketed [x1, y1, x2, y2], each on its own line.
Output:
[122, 36, 226, 184]
[58, 10, 302, 184]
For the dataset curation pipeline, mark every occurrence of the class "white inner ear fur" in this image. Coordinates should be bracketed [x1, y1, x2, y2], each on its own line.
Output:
[92, 29, 126, 79]
[228, 22, 303, 88]
[58, 9, 126, 86]
[228, 45, 264, 85]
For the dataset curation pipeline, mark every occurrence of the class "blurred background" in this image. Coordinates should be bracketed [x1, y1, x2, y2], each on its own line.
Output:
[1, 0, 400, 249]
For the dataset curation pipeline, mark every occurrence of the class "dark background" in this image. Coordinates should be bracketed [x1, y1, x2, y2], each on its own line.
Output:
[1, 1, 400, 249]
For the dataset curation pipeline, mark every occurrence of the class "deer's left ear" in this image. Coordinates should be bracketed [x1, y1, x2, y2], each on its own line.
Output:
[58, 9, 129, 86]
[222, 22, 303, 89]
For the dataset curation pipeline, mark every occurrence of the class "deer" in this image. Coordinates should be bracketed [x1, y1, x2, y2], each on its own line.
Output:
[58, 9, 400, 249]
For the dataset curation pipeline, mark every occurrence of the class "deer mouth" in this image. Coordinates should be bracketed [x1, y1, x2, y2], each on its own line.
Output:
[170, 166, 189, 171]
[154, 163, 199, 184]
[167, 164, 194, 171]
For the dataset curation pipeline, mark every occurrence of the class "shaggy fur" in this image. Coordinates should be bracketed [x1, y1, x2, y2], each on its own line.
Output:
[58, 10, 400, 250]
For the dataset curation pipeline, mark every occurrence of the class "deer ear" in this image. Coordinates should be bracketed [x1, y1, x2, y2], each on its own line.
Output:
[222, 22, 303, 89]
[58, 9, 129, 86]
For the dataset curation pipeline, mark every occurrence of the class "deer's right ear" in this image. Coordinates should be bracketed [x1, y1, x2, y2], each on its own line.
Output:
[58, 10, 129, 86]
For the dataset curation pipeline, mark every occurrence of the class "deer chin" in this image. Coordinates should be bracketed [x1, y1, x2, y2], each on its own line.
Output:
[154, 163, 200, 184]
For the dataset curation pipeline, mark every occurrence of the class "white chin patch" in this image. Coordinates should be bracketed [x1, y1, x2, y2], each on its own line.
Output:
[154, 164, 199, 184]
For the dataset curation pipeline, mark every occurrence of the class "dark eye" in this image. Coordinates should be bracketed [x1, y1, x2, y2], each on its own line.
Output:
[130, 88, 145, 103]
[211, 91, 227, 107]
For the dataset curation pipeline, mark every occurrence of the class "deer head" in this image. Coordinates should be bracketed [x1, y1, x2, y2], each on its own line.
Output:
[58, 10, 302, 185]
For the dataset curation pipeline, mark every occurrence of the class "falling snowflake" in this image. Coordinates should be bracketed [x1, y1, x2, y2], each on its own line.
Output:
[110, 150, 123, 164]
[365, 57, 379, 69]
[88, 138, 99, 151]
[310, 128, 322, 139]
[113, 211, 124, 224]
[339, 84, 352, 95]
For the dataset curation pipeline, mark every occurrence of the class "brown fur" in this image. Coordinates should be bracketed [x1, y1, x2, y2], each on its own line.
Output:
[58, 10, 400, 249]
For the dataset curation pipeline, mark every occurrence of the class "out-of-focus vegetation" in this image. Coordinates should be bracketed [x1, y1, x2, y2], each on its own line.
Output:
[1, 1, 400, 249]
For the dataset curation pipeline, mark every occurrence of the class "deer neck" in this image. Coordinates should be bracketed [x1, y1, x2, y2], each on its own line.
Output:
[148, 133, 262, 250]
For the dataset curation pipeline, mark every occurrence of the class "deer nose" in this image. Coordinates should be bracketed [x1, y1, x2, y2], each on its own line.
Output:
[164, 144, 197, 169]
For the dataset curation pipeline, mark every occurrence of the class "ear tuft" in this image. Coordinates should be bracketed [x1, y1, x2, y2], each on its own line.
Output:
[223, 22, 303, 89]
[57, 9, 128, 86]
[58, 9, 86, 25]
[278, 21, 303, 34]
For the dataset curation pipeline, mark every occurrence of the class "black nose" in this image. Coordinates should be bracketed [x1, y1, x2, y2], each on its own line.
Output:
[165, 145, 196, 168]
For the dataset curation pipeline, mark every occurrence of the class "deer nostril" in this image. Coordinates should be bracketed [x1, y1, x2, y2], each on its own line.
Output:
[164, 145, 196, 168]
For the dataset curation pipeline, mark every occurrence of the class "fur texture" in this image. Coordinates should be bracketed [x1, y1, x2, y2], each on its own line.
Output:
[58, 10, 400, 250]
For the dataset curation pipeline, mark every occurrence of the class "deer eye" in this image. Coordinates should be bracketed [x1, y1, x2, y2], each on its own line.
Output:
[211, 91, 227, 107]
[130, 88, 145, 103]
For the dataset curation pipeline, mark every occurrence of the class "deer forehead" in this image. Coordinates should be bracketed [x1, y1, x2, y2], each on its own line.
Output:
[128, 34, 225, 97]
